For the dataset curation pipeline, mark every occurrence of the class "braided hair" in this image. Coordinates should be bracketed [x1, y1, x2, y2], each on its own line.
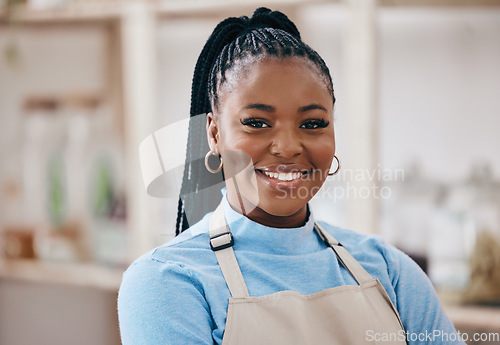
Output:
[175, 7, 335, 235]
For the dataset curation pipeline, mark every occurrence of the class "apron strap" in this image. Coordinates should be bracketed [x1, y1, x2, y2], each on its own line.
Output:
[209, 202, 376, 296]
[314, 223, 374, 285]
[209, 204, 250, 298]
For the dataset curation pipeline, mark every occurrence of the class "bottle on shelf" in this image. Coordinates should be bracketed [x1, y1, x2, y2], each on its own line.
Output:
[19, 93, 128, 266]
[21, 95, 83, 262]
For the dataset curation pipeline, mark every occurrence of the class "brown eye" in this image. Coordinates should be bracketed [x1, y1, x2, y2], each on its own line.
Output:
[300, 119, 329, 130]
[240, 118, 270, 129]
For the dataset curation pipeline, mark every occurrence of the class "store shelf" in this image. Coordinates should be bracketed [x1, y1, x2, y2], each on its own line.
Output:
[0, 259, 124, 291]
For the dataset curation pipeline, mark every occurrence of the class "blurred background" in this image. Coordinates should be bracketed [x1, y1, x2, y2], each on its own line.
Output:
[0, 0, 499, 344]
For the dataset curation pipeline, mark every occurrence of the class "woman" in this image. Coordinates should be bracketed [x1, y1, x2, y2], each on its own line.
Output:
[118, 8, 464, 345]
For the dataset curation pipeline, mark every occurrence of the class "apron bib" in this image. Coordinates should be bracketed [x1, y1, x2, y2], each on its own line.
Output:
[209, 204, 407, 345]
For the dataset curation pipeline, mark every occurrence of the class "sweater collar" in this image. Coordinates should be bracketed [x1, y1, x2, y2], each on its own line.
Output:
[220, 190, 320, 255]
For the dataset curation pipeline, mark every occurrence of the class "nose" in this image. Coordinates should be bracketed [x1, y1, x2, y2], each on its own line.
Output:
[269, 128, 303, 158]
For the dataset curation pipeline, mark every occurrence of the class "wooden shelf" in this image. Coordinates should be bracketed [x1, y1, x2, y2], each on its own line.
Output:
[379, 0, 500, 7]
[0, 259, 124, 291]
[0, 0, 335, 25]
[0, 3, 121, 24]
[155, 0, 335, 19]
[1, 0, 499, 25]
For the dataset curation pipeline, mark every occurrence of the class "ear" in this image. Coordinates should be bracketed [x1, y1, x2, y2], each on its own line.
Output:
[206, 112, 220, 154]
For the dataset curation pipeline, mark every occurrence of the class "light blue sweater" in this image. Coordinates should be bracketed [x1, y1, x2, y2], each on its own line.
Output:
[118, 194, 464, 345]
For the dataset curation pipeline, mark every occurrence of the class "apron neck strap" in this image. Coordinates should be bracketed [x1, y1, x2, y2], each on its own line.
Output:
[209, 202, 376, 298]
[314, 223, 374, 285]
[209, 203, 250, 298]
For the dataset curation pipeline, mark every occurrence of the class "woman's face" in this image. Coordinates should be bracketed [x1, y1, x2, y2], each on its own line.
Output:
[207, 58, 335, 228]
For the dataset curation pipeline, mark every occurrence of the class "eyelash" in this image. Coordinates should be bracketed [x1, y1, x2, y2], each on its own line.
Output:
[240, 117, 330, 130]
[240, 117, 269, 128]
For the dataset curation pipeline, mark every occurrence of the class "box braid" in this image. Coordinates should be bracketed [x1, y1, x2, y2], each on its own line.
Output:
[175, 7, 335, 235]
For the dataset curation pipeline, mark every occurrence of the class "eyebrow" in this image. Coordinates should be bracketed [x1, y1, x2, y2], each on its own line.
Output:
[298, 104, 328, 113]
[242, 104, 275, 112]
[242, 103, 327, 113]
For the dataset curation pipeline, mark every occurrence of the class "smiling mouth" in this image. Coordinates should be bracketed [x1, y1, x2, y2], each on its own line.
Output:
[256, 169, 311, 182]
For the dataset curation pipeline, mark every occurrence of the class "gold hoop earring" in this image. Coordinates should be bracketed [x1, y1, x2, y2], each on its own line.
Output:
[205, 150, 223, 173]
[328, 155, 341, 176]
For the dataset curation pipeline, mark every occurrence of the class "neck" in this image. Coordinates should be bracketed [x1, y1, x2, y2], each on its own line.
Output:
[226, 193, 309, 228]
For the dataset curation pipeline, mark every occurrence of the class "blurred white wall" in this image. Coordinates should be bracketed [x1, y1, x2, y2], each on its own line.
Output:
[379, 8, 500, 182]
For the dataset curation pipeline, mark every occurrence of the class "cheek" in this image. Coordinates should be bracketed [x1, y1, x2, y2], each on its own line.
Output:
[220, 150, 255, 179]
[219, 128, 268, 161]
[218, 131, 268, 179]
[307, 137, 336, 171]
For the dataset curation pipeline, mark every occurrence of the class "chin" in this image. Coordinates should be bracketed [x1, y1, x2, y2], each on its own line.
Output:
[257, 197, 308, 218]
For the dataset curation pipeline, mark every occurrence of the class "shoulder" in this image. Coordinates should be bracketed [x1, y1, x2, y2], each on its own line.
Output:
[316, 221, 423, 301]
[317, 221, 403, 272]
[118, 214, 221, 345]
[120, 213, 217, 291]
[316, 221, 450, 329]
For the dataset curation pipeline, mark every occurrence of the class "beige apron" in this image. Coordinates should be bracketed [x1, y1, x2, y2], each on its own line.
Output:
[209, 204, 407, 345]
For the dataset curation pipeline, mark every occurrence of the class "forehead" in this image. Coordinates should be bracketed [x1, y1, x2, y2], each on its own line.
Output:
[218, 57, 332, 110]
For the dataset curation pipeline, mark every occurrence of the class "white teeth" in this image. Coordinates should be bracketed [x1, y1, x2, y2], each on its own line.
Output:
[263, 171, 302, 181]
